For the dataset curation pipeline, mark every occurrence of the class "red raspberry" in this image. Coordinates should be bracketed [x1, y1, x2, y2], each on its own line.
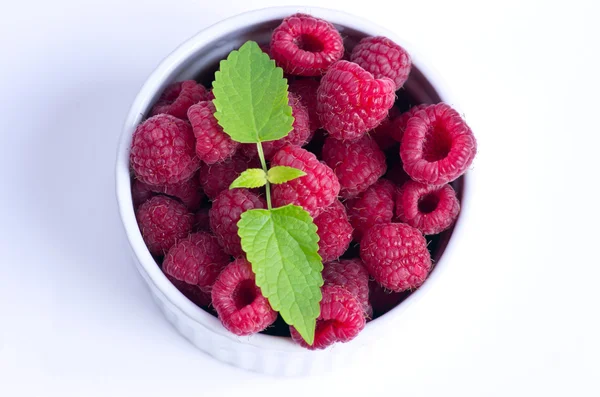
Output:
[400, 103, 477, 185]
[271, 145, 340, 217]
[198, 154, 259, 199]
[241, 93, 311, 160]
[131, 176, 204, 211]
[360, 223, 432, 292]
[350, 36, 412, 90]
[322, 135, 387, 198]
[346, 179, 396, 242]
[163, 232, 229, 292]
[212, 258, 277, 336]
[165, 271, 212, 307]
[209, 189, 266, 257]
[370, 107, 402, 150]
[193, 208, 210, 232]
[290, 285, 365, 350]
[317, 61, 396, 141]
[187, 101, 239, 164]
[390, 104, 429, 143]
[150, 80, 208, 120]
[130, 114, 200, 186]
[270, 13, 344, 76]
[314, 201, 353, 262]
[396, 181, 460, 235]
[288, 78, 321, 132]
[136, 195, 194, 255]
[369, 279, 408, 316]
[322, 259, 370, 314]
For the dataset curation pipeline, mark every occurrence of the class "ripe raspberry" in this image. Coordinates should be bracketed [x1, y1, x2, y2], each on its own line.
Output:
[369, 279, 408, 316]
[322, 135, 387, 198]
[212, 258, 277, 336]
[163, 232, 229, 292]
[360, 223, 432, 292]
[317, 61, 396, 141]
[194, 208, 210, 232]
[323, 259, 370, 314]
[288, 78, 321, 132]
[150, 80, 208, 120]
[370, 107, 402, 151]
[165, 271, 212, 307]
[136, 195, 194, 255]
[396, 181, 460, 235]
[131, 176, 204, 211]
[271, 145, 340, 217]
[290, 285, 365, 350]
[270, 13, 344, 76]
[400, 103, 477, 185]
[188, 101, 239, 164]
[209, 189, 266, 256]
[390, 104, 429, 142]
[346, 179, 396, 242]
[314, 201, 353, 262]
[350, 36, 412, 90]
[198, 154, 259, 199]
[241, 93, 311, 160]
[130, 114, 200, 186]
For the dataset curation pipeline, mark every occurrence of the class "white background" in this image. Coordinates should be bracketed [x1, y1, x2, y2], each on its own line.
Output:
[1, 0, 599, 395]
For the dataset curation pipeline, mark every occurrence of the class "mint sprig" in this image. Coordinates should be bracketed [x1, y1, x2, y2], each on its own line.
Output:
[212, 41, 294, 143]
[212, 41, 323, 345]
[229, 168, 267, 189]
[238, 206, 323, 344]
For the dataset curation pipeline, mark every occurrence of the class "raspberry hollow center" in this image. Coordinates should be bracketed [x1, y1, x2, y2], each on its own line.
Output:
[295, 34, 325, 52]
[232, 279, 258, 310]
[418, 192, 440, 214]
[422, 125, 452, 162]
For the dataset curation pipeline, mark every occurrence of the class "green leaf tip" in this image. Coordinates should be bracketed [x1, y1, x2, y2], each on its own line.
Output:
[267, 166, 307, 184]
[238, 205, 323, 345]
[229, 168, 268, 189]
[212, 40, 294, 144]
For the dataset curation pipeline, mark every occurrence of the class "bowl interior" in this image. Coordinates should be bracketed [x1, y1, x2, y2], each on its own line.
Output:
[117, 6, 466, 350]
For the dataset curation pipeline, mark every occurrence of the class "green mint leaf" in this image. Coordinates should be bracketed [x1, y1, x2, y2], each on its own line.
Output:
[229, 168, 267, 189]
[267, 166, 307, 184]
[238, 205, 323, 345]
[212, 41, 294, 144]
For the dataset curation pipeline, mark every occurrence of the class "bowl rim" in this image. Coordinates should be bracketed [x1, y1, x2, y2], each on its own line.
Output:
[115, 5, 471, 352]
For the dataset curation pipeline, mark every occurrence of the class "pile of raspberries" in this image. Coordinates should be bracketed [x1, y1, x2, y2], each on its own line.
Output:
[129, 13, 477, 350]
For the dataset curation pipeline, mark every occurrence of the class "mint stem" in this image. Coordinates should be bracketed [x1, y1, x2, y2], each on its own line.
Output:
[256, 142, 272, 210]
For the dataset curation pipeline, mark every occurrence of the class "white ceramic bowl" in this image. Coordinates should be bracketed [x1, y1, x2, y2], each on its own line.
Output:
[116, 6, 469, 376]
